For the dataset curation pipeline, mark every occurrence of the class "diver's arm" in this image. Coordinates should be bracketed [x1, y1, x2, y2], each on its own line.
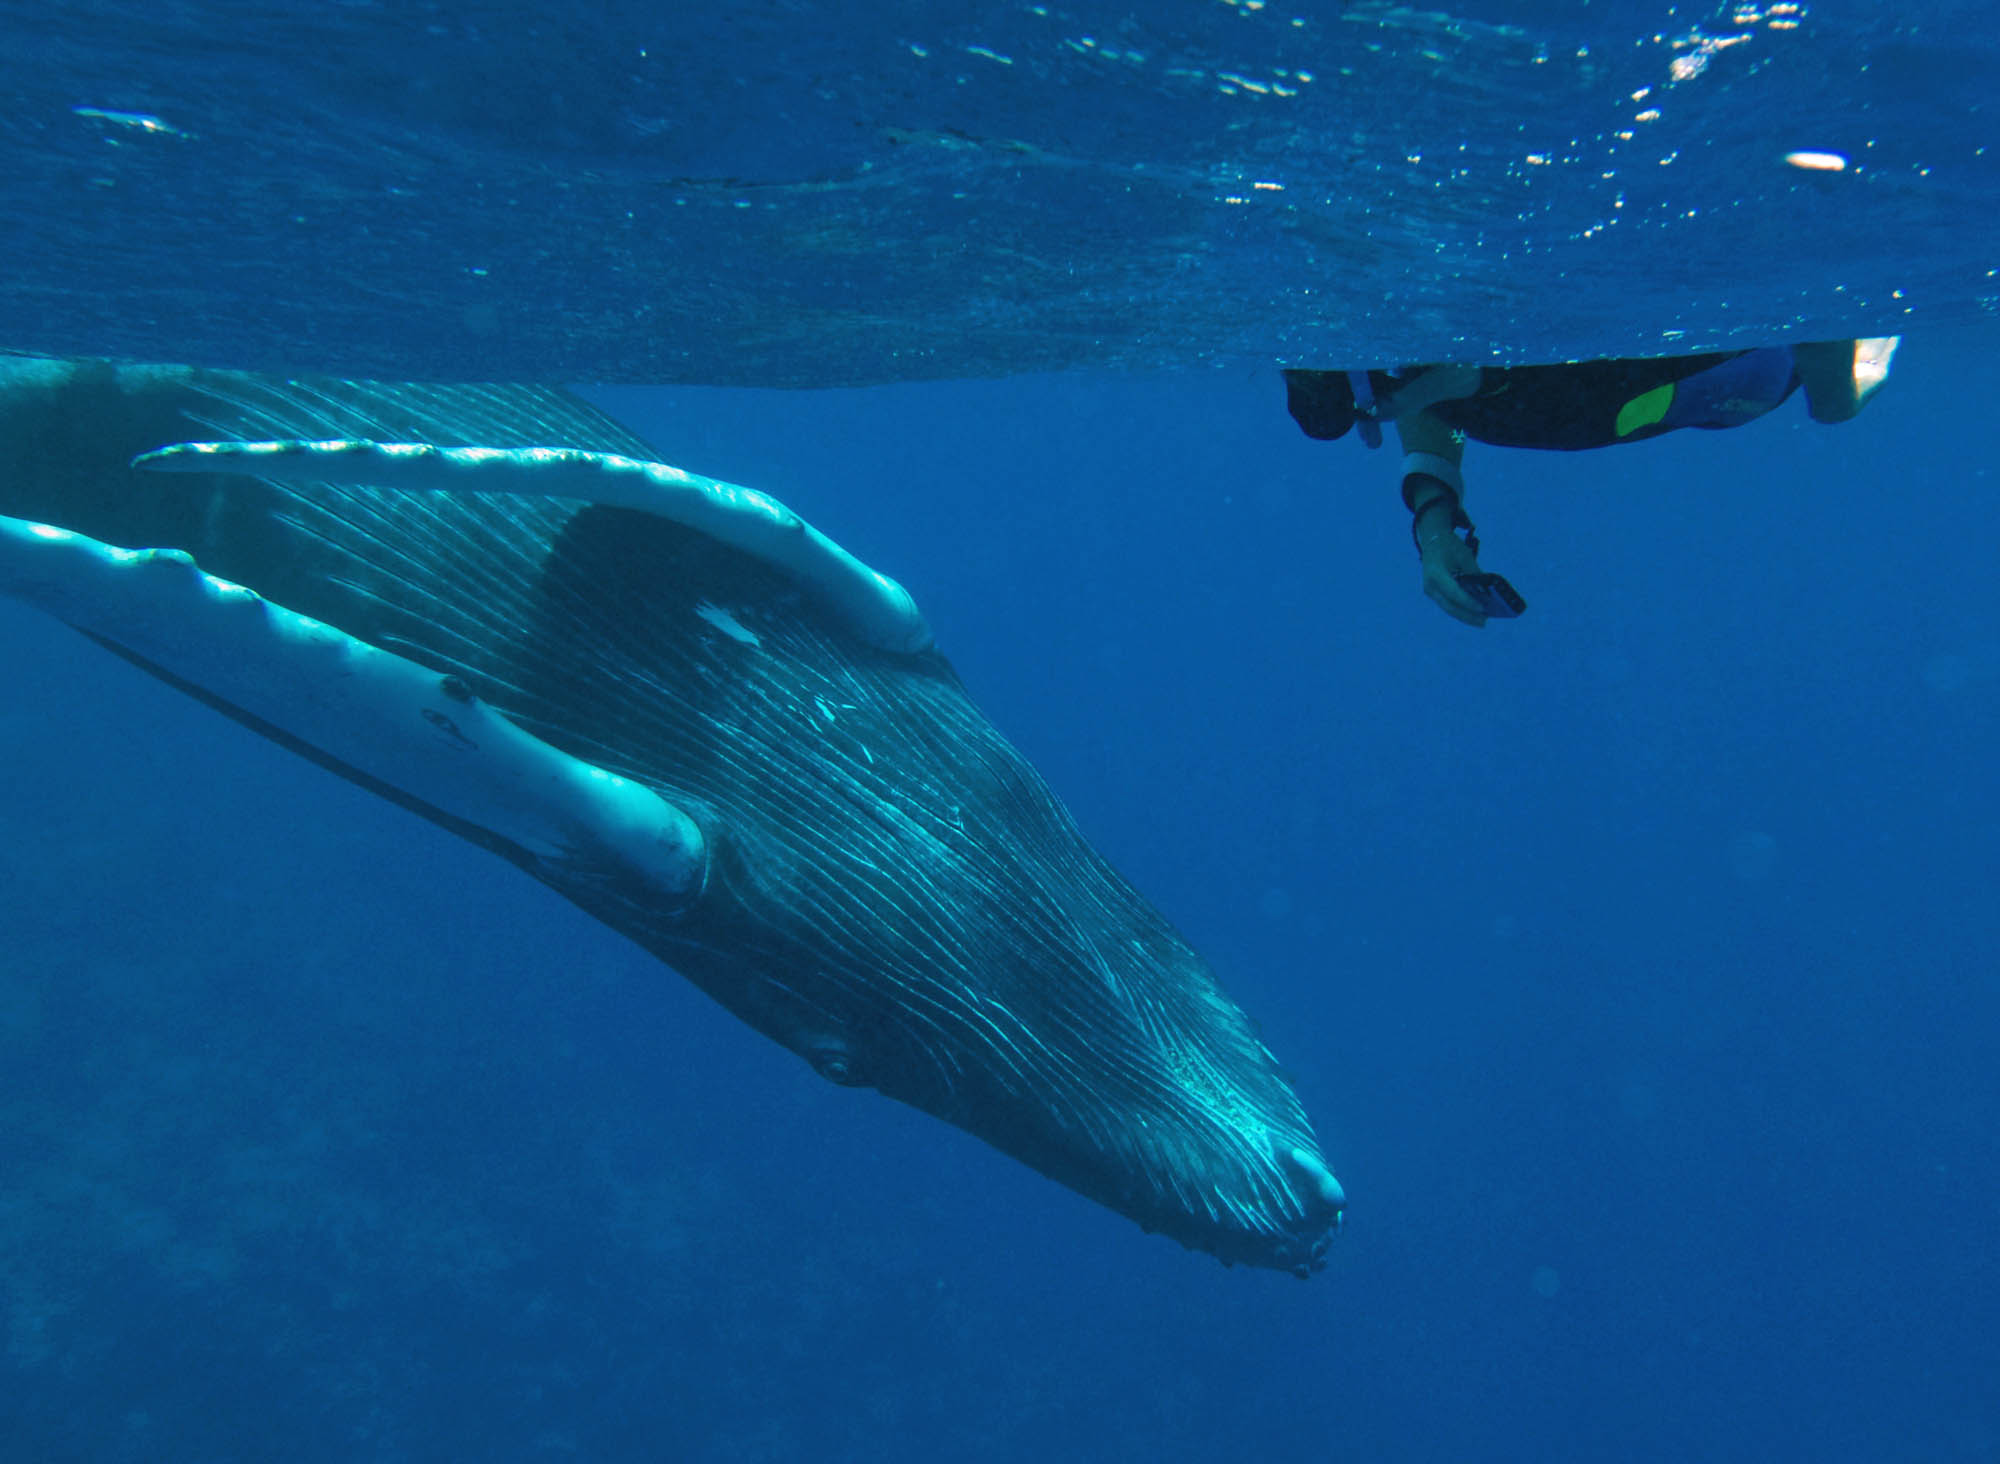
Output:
[1395, 409, 1490, 627]
[1795, 337, 1900, 423]
[1374, 364, 1484, 420]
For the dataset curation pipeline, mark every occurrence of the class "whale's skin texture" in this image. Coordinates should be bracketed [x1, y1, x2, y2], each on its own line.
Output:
[0, 354, 1343, 1274]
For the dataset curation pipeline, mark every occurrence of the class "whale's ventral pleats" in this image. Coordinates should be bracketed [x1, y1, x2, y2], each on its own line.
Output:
[0, 353, 1343, 1274]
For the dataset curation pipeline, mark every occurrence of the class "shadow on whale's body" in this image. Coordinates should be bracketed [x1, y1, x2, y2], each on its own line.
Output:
[0, 354, 1344, 1274]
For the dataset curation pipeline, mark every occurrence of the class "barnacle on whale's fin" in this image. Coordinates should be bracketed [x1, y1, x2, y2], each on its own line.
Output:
[135, 438, 932, 655]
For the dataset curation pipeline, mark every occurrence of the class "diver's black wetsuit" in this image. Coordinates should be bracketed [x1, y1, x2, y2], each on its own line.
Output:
[1284, 349, 1802, 451]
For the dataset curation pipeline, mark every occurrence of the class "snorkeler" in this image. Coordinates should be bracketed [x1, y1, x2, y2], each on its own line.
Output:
[1282, 338, 1899, 626]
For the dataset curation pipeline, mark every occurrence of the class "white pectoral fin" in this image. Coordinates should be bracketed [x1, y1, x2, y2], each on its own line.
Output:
[0, 514, 706, 902]
[135, 439, 934, 655]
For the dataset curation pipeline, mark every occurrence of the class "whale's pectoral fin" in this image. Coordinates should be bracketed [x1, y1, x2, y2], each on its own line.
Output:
[134, 438, 934, 656]
[0, 511, 707, 904]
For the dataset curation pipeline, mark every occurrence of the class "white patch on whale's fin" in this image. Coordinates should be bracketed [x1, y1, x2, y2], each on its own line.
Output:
[133, 439, 935, 656]
[0, 512, 707, 902]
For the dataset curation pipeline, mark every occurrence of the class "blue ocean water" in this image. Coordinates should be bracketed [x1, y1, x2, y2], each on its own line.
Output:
[3, 0, 1997, 380]
[2, 5, 1997, 1463]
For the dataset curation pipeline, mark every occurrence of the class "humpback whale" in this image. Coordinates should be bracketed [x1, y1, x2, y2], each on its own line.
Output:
[0, 354, 1344, 1274]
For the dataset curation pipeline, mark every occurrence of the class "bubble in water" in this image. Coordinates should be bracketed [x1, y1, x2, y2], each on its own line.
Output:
[1531, 1266, 1561, 1298]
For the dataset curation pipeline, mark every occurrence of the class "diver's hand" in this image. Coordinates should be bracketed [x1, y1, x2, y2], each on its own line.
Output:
[1420, 541, 1491, 627]
[1412, 498, 1490, 627]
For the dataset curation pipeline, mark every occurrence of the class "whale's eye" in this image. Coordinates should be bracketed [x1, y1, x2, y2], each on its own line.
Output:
[803, 1034, 861, 1086]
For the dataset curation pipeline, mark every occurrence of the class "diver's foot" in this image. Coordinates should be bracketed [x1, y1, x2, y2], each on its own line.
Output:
[1854, 336, 1900, 400]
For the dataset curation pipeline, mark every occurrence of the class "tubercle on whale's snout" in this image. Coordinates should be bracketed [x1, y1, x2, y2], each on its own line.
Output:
[1283, 1145, 1348, 1216]
[1116, 1126, 1346, 1276]
[1267, 1147, 1346, 1277]
[1205, 1141, 1347, 1277]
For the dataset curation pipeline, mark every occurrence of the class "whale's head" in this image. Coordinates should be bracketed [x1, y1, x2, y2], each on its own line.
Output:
[540, 511, 1346, 1274]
